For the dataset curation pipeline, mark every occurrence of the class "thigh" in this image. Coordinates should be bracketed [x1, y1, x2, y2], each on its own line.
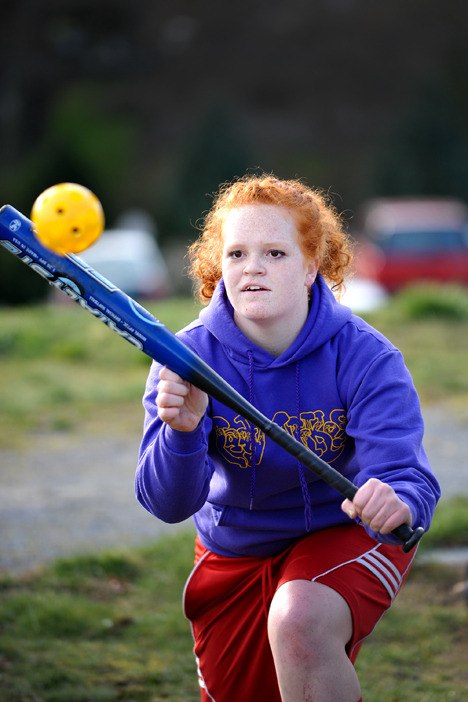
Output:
[183, 540, 282, 702]
[276, 524, 417, 662]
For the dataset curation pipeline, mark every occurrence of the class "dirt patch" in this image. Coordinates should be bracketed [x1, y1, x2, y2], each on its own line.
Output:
[0, 405, 465, 575]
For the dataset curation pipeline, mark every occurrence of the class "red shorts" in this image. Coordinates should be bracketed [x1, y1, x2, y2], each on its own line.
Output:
[183, 524, 416, 702]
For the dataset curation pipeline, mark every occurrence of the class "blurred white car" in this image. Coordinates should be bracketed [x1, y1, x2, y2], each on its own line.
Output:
[81, 212, 170, 299]
[337, 277, 389, 313]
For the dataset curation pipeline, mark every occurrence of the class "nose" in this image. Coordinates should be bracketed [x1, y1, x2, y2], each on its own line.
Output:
[243, 253, 265, 274]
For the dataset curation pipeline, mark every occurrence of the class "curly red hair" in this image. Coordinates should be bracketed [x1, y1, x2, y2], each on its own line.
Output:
[188, 173, 353, 302]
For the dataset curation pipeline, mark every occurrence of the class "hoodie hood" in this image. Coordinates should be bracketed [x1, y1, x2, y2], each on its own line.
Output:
[199, 273, 353, 367]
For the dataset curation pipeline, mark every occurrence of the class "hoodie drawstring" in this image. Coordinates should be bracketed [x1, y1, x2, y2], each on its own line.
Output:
[248, 351, 314, 530]
[248, 350, 257, 510]
[296, 364, 314, 532]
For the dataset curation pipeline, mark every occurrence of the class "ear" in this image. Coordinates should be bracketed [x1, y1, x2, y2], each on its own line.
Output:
[305, 260, 318, 287]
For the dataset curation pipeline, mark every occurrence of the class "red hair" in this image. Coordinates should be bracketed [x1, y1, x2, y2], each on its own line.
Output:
[188, 173, 353, 302]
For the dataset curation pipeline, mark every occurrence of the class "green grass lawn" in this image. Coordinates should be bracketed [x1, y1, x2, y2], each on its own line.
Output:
[0, 520, 466, 702]
[0, 297, 201, 446]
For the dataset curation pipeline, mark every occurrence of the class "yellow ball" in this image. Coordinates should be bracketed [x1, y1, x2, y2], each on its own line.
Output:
[31, 183, 105, 255]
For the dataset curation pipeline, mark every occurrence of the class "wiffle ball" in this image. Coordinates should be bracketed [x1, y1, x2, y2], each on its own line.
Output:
[31, 183, 104, 255]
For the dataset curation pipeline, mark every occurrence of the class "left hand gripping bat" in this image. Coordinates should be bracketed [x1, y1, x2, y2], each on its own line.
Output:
[0, 204, 424, 552]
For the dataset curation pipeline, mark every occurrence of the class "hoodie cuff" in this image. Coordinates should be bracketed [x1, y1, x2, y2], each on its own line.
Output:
[162, 421, 207, 455]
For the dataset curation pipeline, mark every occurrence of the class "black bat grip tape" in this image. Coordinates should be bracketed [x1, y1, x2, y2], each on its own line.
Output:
[391, 524, 425, 553]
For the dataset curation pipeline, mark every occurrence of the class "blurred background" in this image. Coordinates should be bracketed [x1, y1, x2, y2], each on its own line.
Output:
[1, 0, 467, 304]
[0, 11, 467, 693]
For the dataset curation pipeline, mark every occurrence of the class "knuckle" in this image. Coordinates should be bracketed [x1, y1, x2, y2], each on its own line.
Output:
[367, 478, 380, 487]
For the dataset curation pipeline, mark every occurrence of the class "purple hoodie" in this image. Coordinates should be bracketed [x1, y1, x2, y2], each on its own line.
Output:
[136, 275, 440, 557]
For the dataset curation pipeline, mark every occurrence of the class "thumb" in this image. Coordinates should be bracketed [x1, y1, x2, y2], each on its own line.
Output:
[341, 498, 357, 520]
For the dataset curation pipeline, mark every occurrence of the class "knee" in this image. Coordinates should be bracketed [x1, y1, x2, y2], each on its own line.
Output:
[268, 585, 327, 662]
[268, 581, 353, 664]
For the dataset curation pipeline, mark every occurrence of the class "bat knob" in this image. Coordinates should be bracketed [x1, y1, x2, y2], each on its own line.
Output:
[392, 524, 425, 553]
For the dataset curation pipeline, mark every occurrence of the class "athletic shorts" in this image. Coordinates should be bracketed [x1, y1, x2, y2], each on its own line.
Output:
[183, 524, 417, 702]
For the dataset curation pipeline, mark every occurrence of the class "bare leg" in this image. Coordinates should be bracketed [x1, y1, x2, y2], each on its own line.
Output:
[268, 580, 361, 702]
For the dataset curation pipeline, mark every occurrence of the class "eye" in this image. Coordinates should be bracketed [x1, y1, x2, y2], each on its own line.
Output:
[269, 249, 285, 258]
[228, 249, 243, 259]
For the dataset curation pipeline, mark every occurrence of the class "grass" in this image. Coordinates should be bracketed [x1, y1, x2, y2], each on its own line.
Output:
[363, 284, 468, 407]
[356, 559, 468, 701]
[0, 531, 199, 702]
[0, 297, 201, 446]
[0, 514, 466, 702]
[418, 495, 468, 548]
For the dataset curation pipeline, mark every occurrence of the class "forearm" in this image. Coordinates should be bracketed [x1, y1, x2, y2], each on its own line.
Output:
[343, 351, 441, 544]
[350, 430, 440, 543]
[136, 420, 213, 523]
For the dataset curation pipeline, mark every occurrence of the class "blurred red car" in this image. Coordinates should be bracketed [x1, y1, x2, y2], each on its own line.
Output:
[353, 197, 468, 293]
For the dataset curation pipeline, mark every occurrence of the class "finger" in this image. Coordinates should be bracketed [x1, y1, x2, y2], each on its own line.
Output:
[354, 480, 397, 523]
[351, 478, 381, 512]
[157, 379, 190, 400]
[341, 498, 358, 520]
[378, 507, 412, 535]
[156, 390, 186, 409]
[346, 479, 389, 525]
[365, 503, 398, 533]
[360, 496, 390, 528]
[157, 405, 183, 423]
[158, 366, 184, 383]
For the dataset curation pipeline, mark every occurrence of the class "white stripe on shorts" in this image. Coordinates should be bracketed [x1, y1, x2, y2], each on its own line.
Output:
[357, 550, 402, 600]
[312, 544, 404, 601]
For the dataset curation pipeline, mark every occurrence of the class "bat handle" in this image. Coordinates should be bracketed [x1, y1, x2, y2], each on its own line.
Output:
[391, 524, 425, 552]
[340, 481, 424, 552]
[324, 477, 424, 552]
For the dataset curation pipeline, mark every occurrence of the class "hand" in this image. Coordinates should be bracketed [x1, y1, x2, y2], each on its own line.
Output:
[341, 478, 412, 534]
[156, 366, 208, 432]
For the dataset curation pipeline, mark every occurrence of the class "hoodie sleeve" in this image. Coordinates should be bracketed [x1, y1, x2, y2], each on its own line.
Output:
[135, 360, 214, 523]
[339, 337, 441, 545]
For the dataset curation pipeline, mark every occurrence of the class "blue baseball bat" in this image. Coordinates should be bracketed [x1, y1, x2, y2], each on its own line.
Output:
[0, 204, 424, 552]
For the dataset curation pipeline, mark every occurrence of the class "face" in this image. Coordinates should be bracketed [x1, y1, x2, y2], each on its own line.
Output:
[221, 204, 317, 345]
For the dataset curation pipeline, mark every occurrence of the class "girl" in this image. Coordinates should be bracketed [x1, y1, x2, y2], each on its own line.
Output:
[136, 174, 440, 701]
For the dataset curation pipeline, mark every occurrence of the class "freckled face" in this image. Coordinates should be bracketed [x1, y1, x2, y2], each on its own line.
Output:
[221, 204, 317, 341]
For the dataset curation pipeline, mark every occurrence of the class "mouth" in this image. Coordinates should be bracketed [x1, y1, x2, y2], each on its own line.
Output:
[242, 285, 269, 292]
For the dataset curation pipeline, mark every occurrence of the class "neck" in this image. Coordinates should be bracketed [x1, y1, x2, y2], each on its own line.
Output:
[234, 303, 310, 357]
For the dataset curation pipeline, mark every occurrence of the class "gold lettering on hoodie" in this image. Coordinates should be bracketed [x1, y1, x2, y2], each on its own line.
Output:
[213, 409, 347, 468]
[213, 415, 266, 468]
